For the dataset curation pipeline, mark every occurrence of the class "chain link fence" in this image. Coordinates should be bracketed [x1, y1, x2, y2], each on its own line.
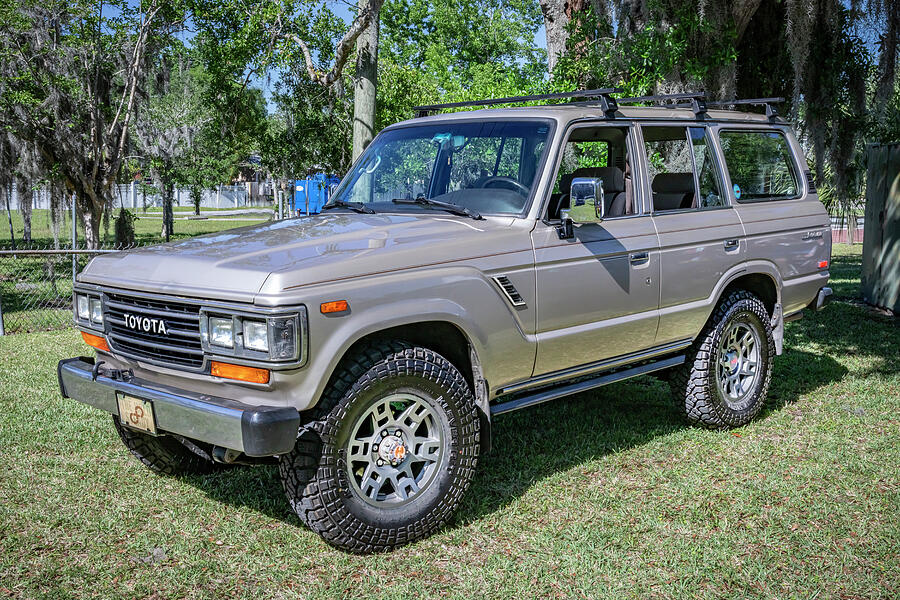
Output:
[0, 244, 148, 334]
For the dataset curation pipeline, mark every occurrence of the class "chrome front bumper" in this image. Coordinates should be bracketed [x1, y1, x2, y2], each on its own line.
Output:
[57, 357, 300, 456]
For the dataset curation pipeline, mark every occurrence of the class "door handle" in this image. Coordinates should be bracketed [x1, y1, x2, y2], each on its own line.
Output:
[630, 251, 650, 265]
[724, 239, 740, 251]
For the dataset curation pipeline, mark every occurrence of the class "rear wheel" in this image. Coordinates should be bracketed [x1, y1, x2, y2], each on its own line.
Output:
[672, 290, 775, 429]
[279, 343, 480, 553]
[112, 416, 220, 475]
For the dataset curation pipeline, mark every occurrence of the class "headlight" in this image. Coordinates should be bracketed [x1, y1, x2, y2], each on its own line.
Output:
[242, 320, 268, 352]
[90, 298, 103, 324]
[200, 310, 304, 364]
[76, 295, 90, 320]
[208, 317, 234, 348]
[74, 291, 102, 328]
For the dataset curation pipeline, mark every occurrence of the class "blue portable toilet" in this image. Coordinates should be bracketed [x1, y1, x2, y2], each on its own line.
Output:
[293, 173, 341, 215]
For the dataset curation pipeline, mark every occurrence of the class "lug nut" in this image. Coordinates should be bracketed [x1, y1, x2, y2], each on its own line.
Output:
[381, 430, 388, 437]
[372, 444, 379, 452]
[376, 459, 384, 467]
[395, 429, 403, 437]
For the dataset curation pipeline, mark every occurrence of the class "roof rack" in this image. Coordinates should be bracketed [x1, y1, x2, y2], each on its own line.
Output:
[411, 90, 784, 121]
[617, 92, 709, 117]
[704, 97, 784, 119]
[412, 88, 623, 118]
[621, 94, 782, 120]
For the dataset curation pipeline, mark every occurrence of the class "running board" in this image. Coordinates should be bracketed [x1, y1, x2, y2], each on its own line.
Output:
[490, 354, 685, 416]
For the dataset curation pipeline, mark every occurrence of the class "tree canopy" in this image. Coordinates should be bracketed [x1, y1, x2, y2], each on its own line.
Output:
[1, 0, 897, 246]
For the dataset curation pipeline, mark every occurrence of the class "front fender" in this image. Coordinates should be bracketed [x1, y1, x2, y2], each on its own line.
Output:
[281, 265, 537, 412]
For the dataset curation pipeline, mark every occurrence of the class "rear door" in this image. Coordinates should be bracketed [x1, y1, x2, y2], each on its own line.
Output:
[640, 124, 746, 346]
[717, 126, 831, 314]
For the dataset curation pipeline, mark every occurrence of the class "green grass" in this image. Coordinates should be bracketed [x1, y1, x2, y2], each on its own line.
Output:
[1, 244, 898, 599]
[142, 205, 275, 213]
[1, 208, 270, 247]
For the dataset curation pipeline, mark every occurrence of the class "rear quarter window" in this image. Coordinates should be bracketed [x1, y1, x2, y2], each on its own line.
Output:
[718, 130, 801, 202]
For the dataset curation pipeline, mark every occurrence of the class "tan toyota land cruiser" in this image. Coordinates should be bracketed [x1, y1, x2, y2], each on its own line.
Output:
[58, 90, 833, 553]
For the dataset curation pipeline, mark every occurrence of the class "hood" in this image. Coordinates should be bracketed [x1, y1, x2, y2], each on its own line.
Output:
[78, 213, 526, 302]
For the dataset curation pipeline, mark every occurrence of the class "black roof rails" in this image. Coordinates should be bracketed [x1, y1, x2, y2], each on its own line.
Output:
[412, 88, 623, 118]
[411, 90, 784, 120]
[622, 94, 782, 120]
[703, 97, 784, 119]
[617, 93, 707, 104]
[618, 93, 709, 117]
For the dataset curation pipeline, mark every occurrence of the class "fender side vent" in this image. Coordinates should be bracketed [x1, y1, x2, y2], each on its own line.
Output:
[493, 276, 526, 307]
[805, 171, 817, 194]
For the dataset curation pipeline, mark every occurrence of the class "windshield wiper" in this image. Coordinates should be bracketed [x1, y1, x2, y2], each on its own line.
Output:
[391, 197, 483, 220]
[322, 200, 375, 214]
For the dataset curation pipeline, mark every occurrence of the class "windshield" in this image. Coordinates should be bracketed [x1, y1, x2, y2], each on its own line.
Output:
[330, 120, 552, 216]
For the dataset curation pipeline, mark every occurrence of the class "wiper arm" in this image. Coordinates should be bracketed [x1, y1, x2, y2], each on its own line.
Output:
[322, 200, 375, 214]
[391, 197, 483, 220]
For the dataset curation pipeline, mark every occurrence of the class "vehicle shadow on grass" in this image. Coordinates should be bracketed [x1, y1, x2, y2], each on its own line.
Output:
[457, 345, 846, 523]
[180, 344, 846, 530]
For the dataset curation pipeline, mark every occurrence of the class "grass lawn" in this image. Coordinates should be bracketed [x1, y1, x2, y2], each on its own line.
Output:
[1, 208, 270, 247]
[1, 244, 897, 599]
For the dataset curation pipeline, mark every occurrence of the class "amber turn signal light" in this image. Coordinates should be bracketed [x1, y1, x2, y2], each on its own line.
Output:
[210, 361, 270, 384]
[81, 331, 109, 352]
[320, 300, 349, 314]
[818, 260, 829, 269]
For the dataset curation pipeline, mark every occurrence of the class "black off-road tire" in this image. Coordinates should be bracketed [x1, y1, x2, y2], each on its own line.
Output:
[671, 290, 775, 429]
[278, 342, 480, 553]
[112, 415, 220, 475]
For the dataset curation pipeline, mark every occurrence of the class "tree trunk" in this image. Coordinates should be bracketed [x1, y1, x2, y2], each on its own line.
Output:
[540, 0, 569, 76]
[4, 185, 15, 250]
[161, 179, 175, 241]
[191, 186, 202, 215]
[79, 193, 104, 250]
[50, 182, 62, 250]
[18, 178, 32, 244]
[352, 0, 380, 162]
[731, 0, 764, 40]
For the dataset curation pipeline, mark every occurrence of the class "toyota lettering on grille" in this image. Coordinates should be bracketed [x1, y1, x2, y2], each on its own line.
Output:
[122, 313, 169, 336]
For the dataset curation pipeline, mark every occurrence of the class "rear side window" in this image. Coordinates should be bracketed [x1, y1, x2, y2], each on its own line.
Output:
[718, 131, 800, 202]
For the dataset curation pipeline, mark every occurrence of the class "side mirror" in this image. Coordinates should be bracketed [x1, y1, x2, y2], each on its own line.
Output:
[568, 177, 605, 223]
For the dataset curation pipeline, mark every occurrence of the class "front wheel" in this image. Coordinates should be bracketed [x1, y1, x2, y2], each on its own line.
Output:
[112, 416, 220, 475]
[672, 290, 775, 429]
[279, 344, 480, 553]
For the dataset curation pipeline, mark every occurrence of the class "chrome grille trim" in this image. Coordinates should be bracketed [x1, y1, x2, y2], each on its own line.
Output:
[104, 292, 205, 370]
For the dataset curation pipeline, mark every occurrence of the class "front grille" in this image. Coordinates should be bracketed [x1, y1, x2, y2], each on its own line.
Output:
[104, 292, 204, 369]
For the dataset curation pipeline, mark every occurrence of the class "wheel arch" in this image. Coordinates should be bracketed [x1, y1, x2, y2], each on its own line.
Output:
[711, 262, 784, 354]
[320, 319, 493, 453]
[720, 272, 779, 316]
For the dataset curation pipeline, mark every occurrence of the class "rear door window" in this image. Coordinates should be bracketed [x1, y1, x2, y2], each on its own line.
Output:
[642, 125, 725, 212]
[718, 130, 800, 202]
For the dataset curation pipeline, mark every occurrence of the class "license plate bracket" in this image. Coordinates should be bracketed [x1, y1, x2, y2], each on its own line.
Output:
[116, 393, 157, 435]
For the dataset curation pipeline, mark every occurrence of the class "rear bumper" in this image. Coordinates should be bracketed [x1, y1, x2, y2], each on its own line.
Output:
[57, 357, 300, 456]
[812, 286, 833, 311]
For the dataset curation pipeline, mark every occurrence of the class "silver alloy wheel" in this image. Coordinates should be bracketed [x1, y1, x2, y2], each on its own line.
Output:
[716, 319, 761, 407]
[345, 393, 443, 507]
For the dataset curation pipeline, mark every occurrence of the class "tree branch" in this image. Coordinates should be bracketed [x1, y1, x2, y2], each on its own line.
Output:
[283, 0, 384, 88]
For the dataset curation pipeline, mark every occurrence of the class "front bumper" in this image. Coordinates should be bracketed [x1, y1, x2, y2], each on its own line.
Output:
[57, 357, 300, 456]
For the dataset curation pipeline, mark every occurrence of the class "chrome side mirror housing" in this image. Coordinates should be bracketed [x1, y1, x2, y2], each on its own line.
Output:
[557, 177, 605, 240]
[568, 177, 605, 223]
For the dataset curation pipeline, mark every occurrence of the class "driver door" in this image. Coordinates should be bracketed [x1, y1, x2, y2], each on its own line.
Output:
[531, 123, 661, 376]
